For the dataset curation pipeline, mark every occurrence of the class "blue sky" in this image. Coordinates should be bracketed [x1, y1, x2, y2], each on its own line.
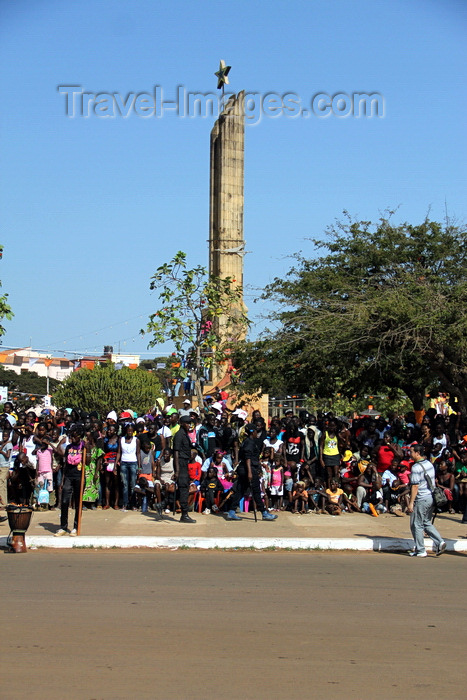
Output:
[1, 0, 465, 358]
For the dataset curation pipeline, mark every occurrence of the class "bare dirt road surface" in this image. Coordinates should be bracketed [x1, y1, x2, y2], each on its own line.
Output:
[2, 550, 465, 699]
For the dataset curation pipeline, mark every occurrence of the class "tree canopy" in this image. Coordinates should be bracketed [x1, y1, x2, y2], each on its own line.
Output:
[233, 215, 467, 411]
[143, 251, 248, 408]
[53, 364, 162, 416]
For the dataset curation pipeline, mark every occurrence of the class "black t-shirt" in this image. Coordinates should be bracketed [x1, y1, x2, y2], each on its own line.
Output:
[63, 441, 85, 478]
[284, 432, 304, 461]
[254, 428, 268, 454]
[239, 436, 260, 469]
[172, 428, 192, 461]
[201, 475, 223, 494]
[151, 433, 162, 452]
[219, 425, 236, 453]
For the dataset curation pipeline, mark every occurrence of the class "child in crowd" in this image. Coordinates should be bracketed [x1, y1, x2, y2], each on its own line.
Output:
[341, 482, 360, 512]
[308, 477, 327, 513]
[291, 480, 309, 514]
[325, 479, 344, 516]
[33, 423, 55, 510]
[260, 447, 272, 509]
[283, 462, 294, 510]
[188, 448, 202, 485]
[200, 466, 223, 515]
[269, 454, 284, 511]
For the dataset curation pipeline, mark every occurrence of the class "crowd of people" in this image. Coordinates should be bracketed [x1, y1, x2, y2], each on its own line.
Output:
[0, 395, 466, 544]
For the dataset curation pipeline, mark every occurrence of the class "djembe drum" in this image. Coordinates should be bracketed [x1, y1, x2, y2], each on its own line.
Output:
[6, 505, 33, 553]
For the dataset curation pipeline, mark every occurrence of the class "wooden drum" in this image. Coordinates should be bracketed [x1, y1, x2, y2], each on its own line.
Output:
[6, 505, 33, 553]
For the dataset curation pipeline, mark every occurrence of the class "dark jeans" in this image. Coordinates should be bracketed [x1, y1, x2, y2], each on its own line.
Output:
[226, 464, 264, 513]
[177, 462, 189, 515]
[61, 475, 81, 530]
[203, 489, 220, 509]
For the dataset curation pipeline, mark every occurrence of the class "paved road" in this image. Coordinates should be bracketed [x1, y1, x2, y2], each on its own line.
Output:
[2, 550, 465, 699]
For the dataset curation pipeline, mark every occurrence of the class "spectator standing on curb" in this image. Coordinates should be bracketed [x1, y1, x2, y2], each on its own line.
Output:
[116, 424, 141, 511]
[0, 427, 12, 511]
[407, 443, 446, 557]
[173, 415, 196, 524]
[55, 427, 85, 537]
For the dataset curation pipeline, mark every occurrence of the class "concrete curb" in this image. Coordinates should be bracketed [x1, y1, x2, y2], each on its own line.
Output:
[1, 535, 466, 552]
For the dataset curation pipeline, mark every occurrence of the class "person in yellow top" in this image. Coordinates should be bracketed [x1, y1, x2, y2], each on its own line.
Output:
[325, 479, 344, 515]
[319, 418, 341, 485]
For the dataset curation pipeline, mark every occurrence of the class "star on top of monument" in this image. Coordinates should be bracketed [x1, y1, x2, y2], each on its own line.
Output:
[215, 59, 231, 90]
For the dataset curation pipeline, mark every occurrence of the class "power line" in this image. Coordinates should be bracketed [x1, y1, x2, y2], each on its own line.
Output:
[43, 313, 148, 349]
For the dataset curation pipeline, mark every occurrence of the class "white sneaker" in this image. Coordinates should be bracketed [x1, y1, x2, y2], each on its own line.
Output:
[165, 508, 171, 514]
[435, 541, 446, 556]
[408, 551, 427, 557]
[70, 528, 77, 537]
[54, 528, 68, 537]
[203, 508, 211, 515]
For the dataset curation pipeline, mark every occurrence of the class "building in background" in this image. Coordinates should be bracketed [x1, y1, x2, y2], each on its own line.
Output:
[0, 347, 74, 381]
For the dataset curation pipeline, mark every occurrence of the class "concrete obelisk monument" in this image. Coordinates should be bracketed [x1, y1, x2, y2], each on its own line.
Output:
[209, 61, 245, 384]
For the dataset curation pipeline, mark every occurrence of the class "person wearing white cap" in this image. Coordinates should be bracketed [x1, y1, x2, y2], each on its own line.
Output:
[106, 411, 117, 424]
[179, 399, 192, 419]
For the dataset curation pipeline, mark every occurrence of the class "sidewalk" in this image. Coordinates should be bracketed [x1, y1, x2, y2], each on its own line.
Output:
[2, 507, 466, 552]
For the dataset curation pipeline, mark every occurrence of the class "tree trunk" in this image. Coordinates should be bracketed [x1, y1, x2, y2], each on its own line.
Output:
[194, 343, 204, 414]
[408, 391, 425, 412]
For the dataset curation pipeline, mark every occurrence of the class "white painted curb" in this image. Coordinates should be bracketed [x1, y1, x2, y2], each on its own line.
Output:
[1, 535, 466, 552]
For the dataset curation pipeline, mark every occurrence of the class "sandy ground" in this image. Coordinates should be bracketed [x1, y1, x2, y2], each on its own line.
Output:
[19, 503, 467, 543]
[1, 550, 466, 700]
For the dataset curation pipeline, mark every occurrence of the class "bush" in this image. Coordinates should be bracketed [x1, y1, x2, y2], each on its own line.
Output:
[53, 364, 162, 416]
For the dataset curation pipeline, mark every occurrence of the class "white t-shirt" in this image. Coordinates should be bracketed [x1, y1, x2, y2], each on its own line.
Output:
[157, 426, 172, 439]
[120, 436, 138, 462]
[23, 435, 37, 467]
[263, 438, 284, 453]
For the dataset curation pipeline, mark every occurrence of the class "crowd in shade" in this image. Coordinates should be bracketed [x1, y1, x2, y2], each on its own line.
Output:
[0, 393, 467, 535]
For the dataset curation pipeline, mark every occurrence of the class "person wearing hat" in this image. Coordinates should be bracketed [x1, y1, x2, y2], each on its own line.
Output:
[225, 424, 277, 521]
[179, 399, 192, 419]
[106, 410, 118, 425]
[173, 415, 196, 523]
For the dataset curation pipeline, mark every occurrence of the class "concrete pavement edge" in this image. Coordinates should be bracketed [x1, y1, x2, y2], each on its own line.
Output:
[1, 535, 466, 552]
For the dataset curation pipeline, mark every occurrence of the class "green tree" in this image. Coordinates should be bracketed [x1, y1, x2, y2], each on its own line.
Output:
[53, 364, 162, 416]
[0, 244, 13, 336]
[143, 251, 248, 409]
[233, 215, 467, 411]
[0, 367, 60, 411]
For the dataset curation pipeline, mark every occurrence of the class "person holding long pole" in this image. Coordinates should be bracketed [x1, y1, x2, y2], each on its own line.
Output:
[225, 424, 277, 521]
[55, 426, 86, 537]
[173, 416, 196, 523]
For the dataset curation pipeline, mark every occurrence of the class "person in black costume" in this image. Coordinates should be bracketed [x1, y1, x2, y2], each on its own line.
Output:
[225, 424, 277, 521]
